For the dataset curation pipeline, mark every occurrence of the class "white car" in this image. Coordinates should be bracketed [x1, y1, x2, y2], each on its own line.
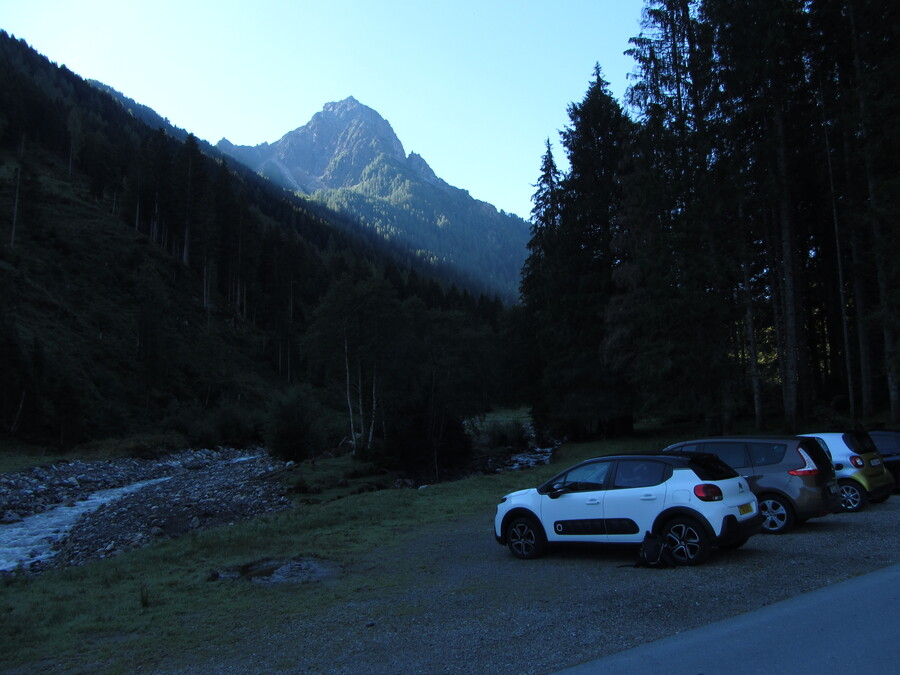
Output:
[494, 452, 762, 565]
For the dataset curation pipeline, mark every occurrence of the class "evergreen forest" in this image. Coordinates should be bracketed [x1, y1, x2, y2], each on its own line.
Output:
[522, 0, 899, 438]
[1, 0, 898, 480]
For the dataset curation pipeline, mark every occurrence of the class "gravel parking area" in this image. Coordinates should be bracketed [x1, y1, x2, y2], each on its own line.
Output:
[150, 494, 900, 674]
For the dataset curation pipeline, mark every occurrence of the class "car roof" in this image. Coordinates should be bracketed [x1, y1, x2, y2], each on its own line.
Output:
[663, 436, 809, 452]
[575, 452, 704, 467]
[668, 435, 801, 444]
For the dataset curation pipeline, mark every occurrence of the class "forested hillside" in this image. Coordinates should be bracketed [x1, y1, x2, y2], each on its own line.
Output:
[521, 0, 899, 437]
[0, 31, 513, 479]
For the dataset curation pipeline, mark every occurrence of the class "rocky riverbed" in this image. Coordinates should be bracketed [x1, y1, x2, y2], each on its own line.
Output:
[0, 448, 292, 573]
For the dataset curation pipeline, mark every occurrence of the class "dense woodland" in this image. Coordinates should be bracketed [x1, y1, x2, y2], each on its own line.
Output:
[0, 30, 509, 479]
[522, 0, 899, 437]
[0, 0, 898, 478]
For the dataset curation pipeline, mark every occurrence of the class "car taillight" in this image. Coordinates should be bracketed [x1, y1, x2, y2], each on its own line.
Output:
[788, 448, 820, 476]
[694, 484, 723, 501]
[850, 455, 865, 468]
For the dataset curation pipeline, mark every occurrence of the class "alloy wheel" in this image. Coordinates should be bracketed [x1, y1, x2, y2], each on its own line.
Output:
[760, 499, 789, 532]
[840, 482, 864, 511]
[665, 521, 703, 564]
[508, 521, 537, 558]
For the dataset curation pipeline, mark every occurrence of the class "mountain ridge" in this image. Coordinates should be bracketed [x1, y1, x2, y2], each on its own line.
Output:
[216, 97, 529, 301]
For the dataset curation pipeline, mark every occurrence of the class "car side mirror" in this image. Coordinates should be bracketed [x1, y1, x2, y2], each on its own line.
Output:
[547, 484, 568, 499]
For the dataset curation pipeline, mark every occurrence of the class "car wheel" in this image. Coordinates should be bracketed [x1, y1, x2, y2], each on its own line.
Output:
[505, 515, 546, 559]
[662, 516, 710, 566]
[759, 494, 795, 534]
[839, 480, 868, 512]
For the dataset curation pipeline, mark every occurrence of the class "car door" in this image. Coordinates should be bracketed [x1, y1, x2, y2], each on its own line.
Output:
[601, 459, 670, 543]
[540, 460, 611, 543]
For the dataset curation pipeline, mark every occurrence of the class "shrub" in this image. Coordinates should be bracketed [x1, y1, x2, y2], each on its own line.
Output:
[483, 419, 530, 451]
[264, 385, 329, 462]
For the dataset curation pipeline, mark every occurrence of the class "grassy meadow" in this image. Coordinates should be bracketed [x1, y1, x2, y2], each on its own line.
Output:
[0, 429, 674, 671]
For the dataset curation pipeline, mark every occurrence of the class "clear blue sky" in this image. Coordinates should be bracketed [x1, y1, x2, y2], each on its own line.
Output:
[2, 0, 645, 219]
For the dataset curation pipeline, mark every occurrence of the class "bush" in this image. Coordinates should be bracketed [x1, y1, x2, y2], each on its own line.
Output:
[482, 419, 530, 451]
[264, 385, 329, 462]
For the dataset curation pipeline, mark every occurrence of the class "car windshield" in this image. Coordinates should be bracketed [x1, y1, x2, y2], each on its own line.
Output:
[687, 454, 738, 480]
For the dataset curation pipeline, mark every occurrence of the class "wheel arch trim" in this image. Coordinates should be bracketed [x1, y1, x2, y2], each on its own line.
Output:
[500, 507, 545, 543]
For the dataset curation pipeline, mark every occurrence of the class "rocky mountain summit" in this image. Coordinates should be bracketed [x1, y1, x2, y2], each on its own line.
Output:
[217, 97, 429, 193]
[217, 97, 530, 301]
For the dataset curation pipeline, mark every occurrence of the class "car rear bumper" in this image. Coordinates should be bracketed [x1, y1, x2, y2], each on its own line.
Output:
[714, 513, 763, 546]
[867, 480, 894, 502]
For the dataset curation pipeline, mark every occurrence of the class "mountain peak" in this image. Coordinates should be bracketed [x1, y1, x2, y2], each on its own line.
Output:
[216, 97, 407, 190]
[322, 95, 362, 114]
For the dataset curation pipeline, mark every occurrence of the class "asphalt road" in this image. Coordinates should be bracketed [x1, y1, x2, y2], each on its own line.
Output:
[558, 561, 900, 674]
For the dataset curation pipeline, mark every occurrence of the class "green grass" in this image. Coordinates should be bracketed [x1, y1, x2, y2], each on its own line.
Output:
[0, 429, 678, 671]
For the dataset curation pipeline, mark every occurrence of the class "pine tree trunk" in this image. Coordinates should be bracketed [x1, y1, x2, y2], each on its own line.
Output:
[10, 167, 19, 247]
[774, 109, 799, 432]
[820, 95, 857, 421]
[344, 334, 356, 454]
[741, 262, 764, 429]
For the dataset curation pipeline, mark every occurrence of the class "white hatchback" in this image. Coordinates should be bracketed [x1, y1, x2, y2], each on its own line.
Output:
[494, 452, 762, 565]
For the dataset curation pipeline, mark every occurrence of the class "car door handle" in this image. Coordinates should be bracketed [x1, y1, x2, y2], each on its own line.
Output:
[584, 499, 601, 505]
[639, 494, 657, 501]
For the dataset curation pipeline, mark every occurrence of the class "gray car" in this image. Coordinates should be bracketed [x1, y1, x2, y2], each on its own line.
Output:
[662, 436, 840, 533]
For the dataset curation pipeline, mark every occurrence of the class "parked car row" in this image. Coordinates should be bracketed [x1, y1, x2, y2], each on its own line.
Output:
[494, 430, 896, 565]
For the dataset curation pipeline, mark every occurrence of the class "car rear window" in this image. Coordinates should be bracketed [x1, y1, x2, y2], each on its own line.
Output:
[843, 431, 878, 454]
[687, 454, 739, 480]
[747, 442, 787, 466]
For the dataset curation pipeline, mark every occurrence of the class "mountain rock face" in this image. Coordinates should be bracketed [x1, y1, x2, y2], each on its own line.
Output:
[216, 97, 529, 301]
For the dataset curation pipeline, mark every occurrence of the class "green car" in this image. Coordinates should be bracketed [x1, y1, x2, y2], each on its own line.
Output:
[801, 431, 895, 512]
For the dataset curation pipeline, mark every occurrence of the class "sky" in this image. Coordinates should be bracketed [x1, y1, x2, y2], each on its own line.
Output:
[2, 0, 645, 219]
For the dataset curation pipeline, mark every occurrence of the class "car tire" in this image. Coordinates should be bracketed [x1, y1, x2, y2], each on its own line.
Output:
[758, 494, 796, 534]
[839, 480, 868, 512]
[505, 515, 547, 559]
[661, 516, 710, 566]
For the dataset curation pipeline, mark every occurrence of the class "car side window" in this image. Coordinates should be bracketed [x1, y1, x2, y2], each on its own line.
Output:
[701, 442, 751, 469]
[747, 442, 787, 466]
[612, 460, 669, 488]
[558, 461, 610, 492]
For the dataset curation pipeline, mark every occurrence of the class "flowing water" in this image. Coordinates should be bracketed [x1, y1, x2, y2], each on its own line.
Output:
[0, 477, 170, 572]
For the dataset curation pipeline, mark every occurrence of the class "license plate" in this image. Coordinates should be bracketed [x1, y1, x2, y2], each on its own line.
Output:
[739, 502, 754, 515]
[871, 458, 882, 466]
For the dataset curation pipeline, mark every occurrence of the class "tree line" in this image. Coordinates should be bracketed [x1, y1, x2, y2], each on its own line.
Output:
[521, 0, 899, 438]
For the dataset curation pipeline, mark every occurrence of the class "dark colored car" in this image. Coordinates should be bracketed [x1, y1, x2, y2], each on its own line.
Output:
[662, 436, 840, 533]
[864, 431, 900, 487]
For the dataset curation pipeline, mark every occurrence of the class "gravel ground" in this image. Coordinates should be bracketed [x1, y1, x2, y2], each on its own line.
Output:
[148, 493, 900, 675]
